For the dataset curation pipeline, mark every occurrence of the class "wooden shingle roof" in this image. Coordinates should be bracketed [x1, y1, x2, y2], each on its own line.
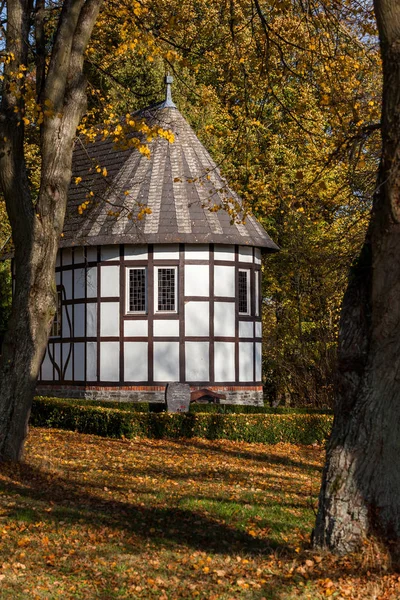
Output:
[62, 101, 279, 251]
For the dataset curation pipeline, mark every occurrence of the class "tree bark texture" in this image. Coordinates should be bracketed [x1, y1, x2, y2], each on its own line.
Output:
[0, 0, 102, 461]
[314, 0, 400, 554]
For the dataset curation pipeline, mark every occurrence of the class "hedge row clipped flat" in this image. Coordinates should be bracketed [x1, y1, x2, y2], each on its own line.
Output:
[31, 397, 333, 444]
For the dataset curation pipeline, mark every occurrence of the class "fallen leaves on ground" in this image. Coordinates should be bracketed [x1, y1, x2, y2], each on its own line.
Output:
[0, 428, 397, 599]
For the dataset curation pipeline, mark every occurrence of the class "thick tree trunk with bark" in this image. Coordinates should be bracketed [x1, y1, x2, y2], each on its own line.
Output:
[0, 0, 102, 461]
[314, 0, 400, 554]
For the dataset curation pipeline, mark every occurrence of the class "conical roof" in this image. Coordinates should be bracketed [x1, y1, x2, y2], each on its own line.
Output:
[62, 87, 278, 252]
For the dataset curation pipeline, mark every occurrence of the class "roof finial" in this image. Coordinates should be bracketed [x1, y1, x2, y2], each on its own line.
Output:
[162, 73, 176, 108]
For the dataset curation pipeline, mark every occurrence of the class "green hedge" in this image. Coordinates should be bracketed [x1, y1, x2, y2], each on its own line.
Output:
[35, 396, 332, 415]
[31, 397, 333, 444]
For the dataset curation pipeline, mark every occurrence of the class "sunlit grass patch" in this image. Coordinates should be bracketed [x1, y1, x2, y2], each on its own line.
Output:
[0, 429, 396, 599]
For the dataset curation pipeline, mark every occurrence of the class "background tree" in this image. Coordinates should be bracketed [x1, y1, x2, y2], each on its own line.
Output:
[314, 0, 400, 554]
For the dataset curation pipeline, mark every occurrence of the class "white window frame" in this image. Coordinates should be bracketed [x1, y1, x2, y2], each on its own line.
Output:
[126, 267, 147, 314]
[154, 266, 178, 314]
[238, 268, 251, 316]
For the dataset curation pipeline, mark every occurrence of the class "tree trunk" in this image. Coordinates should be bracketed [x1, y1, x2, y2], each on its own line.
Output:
[314, 0, 400, 554]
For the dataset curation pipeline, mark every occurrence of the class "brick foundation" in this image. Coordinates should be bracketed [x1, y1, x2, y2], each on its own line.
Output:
[36, 384, 264, 406]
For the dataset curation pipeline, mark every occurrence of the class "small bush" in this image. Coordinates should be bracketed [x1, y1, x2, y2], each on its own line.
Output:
[31, 397, 333, 444]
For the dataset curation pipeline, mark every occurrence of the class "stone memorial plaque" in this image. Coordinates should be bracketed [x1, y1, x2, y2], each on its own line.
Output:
[166, 382, 191, 413]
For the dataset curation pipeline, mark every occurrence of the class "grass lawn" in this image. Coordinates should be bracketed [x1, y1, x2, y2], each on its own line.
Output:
[0, 428, 397, 599]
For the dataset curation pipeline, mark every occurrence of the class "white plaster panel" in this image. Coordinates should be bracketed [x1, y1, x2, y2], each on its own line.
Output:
[62, 270, 72, 299]
[74, 303, 85, 337]
[101, 245, 119, 262]
[74, 248, 85, 264]
[186, 342, 209, 381]
[100, 302, 119, 337]
[214, 342, 235, 382]
[124, 244, 148, 260]
[214, 245, 235, 261]
[214, 265, 235, 297]
[239, 342, 254, 382]
[62, 306, 72, 338]
[185, 244, 209, 260]
[63, 248, 72, 265]
[100, 342, 119, 381]
[100, 265, 119, 297]
[214, 302, 235, 337]
[74, 342, 85, 381]
[255, 321, 262, 338]
[254, 248, 262, 265]
[41, 349, 53, 380]
[239, 321, 254, 338]
[86, 341, 97, 381]
[62, 343, 73, 380]
[124, 342, 148, 381]
[124, 320, 148, 337]
[153, 342, 179, 381]
[184, 264, 209, 297]
[87, 246, 98, 262]
[154, 320, 179, 337]
[86, 267, 98, 298]
[239, 245, 253, 263]
[74, 268, 85, 299]
[255, 342, 262, 381]
[86, 303, 97, 337]
[154, 244, 179, 260]
[53, 344, 61, 381]
[185, 302, 209, 337]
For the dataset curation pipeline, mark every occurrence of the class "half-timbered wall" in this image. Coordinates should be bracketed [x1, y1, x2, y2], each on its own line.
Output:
[38, 243, 263, 404]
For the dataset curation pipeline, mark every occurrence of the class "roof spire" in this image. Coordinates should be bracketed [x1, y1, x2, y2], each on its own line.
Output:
[160, 74, 176, 108]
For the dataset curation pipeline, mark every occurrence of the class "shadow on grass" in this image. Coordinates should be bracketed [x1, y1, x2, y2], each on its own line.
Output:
[0, 461, 297, 558]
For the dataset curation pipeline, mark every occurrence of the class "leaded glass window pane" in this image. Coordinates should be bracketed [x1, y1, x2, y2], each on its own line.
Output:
[238, 270, 249, 314]
[157, 268, 176, 311]
[129, 268, 147, 312]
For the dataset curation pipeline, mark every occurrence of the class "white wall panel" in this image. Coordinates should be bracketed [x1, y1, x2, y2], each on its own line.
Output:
[214, 265, 235, 297]
[255, 321, 262, 338]
[254, 248, 261, 265]
[87, 246, 97, 262]
[86, 267, 98, 298]
[62, 305, 72, 338]
[154, 320, 179, 337]
[214, 302, 235, 337]
[154, 244, 179, 260]
[41, 349, 53, 380]
[63, 248, 72, 265]
[184, 264, 209, 297]
[185, 302, 209, 337]
[100, 342, 119, 381]
[62, 343, 73, 380]
[239, 321, 253, 338]
[153, 341, 179, 381]
[124, 244, 148, 260]
[239, 245, 253, 263]
[86, 303, 97, 337]
[86, 341, 97, 381]
[100, 265, 119, 297]
[74, 268, 85, 299]
[214, 342, 235, 382]
[255, 342, 262, 381]
[185, 244, 209, 260]
[214, 245, 235, 261]
[239, 342, 253, 382]
[186, 342, 209, 381]
[124, 342, 148, 381]
[74, 342, 85, 381]
[101, 245, 119, 262]
[124, 320, 148, 337]
[74, 303, 85, 337]
[100, 302, 119, 337]
[63, 270, 72, 299]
